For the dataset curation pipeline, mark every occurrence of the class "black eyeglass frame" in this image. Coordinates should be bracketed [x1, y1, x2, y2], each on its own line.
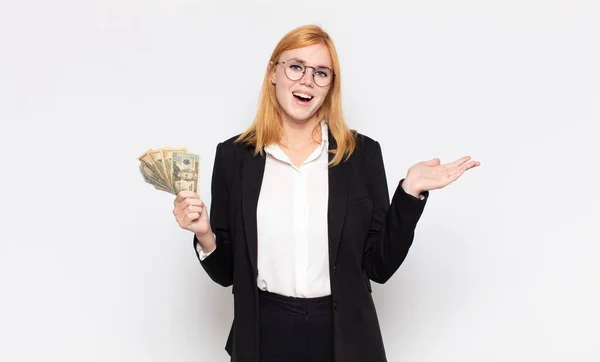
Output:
[275, 60, 336, 87]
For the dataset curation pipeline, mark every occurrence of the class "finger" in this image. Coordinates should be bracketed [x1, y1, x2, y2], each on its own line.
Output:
[464, 160, 481, 170]
[175, 202, 200, 218]
[175, 198, 204, 214]
[185, 212, 201, 224]
[449, 160, 479, 178]
[451, 156, 471, 167]
[183, 204, 204, 215]
[174, 191, 199, 206]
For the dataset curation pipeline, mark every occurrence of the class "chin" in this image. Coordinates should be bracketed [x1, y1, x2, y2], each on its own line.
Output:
[287, 105, 321, 122]
[291, 111, 318, 122]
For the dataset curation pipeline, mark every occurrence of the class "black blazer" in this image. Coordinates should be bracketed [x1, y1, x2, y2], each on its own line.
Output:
[193, 130, 429, 362]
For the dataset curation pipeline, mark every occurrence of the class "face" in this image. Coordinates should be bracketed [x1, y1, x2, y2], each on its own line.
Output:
[178, 170, 197, 181]
[270, 44, 333, 124]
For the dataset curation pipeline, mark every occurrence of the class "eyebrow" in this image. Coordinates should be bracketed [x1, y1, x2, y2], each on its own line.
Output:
[290, 58, 332, 70]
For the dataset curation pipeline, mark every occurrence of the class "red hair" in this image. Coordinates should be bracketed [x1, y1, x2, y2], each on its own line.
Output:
[236, 24, 356, 166]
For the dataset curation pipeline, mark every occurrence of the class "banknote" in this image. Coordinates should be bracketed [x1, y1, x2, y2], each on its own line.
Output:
[138, 150, 163, 180]
[139, 163, 172, 192]
[161, 148, 188, 187]
[171, 152, 200, 194]
[138, 147, 198, 195]
[148, 149, 170, 184]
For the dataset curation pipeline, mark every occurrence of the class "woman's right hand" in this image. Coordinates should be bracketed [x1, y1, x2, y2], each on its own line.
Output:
[173, 191, 211, 236]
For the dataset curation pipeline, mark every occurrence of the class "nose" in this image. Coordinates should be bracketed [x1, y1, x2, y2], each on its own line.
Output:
[299, 67, 315, 87]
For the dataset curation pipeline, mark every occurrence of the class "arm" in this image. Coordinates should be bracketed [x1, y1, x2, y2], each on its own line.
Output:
[193, 142, 234, 287]
[362, 141, 429, 284]
[195, 235, 216, 260]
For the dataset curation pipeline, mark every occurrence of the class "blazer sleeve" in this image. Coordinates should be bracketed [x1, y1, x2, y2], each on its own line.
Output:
[192, 142, 234, 287]
[362, 141, 429, 284]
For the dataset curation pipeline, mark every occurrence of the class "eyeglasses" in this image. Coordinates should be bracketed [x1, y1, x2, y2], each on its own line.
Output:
[275, 59, 335, 87]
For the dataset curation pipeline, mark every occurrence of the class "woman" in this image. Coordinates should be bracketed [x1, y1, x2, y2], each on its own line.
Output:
[173, 25, 480, 362]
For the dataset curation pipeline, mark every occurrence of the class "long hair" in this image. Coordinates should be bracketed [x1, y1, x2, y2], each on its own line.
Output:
[235, 25, 356, 166]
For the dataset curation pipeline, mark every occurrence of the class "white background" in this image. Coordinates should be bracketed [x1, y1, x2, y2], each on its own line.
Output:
[1, 0, 599, 361]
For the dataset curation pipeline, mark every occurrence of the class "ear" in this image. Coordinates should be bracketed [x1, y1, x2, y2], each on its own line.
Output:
[269, 61, 276, 84]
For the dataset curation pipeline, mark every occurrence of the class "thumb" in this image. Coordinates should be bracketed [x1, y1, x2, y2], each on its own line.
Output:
[423, 158, 441, 166]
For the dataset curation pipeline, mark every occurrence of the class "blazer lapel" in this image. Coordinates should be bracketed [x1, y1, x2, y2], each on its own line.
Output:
[241, 147, 265, 278]
[327, 129, 350, 268]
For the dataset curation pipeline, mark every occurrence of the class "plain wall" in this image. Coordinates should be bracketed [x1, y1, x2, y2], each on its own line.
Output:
[1, 0, 599, 361]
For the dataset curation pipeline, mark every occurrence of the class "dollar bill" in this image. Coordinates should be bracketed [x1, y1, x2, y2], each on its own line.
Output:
[162, 147, 188, 187]
[138, 147, 198, 195]
[148, 148, 171, 188]
[139, 163, 173, 193]
[171, 152, 200, 194]
[138, 150, 164, 182]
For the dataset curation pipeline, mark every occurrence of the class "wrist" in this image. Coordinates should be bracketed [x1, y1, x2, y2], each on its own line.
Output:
[195, 230, 216, 252]
[402, 178, 422, 198]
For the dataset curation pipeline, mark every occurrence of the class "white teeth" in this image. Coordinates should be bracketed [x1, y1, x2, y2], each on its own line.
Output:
[293, 92, 313, 100]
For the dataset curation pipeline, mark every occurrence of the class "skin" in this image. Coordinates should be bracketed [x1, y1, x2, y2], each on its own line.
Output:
[269, 44, 334, 168]
[173, 44, 481, 251]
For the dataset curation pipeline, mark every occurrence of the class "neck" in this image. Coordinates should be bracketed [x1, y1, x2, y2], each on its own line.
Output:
[279, 115, 322, 149]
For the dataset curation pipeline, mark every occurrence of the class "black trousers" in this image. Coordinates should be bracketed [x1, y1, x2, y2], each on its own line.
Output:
[258, 288, 334, 362]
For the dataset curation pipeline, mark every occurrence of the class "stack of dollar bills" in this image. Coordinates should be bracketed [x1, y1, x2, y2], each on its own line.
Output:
[138, 148, 200, 195]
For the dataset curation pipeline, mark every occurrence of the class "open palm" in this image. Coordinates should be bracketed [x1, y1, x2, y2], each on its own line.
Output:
[406, 156, 481, 193]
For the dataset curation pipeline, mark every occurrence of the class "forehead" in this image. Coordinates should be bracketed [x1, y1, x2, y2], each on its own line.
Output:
[279, 44, 332, 68]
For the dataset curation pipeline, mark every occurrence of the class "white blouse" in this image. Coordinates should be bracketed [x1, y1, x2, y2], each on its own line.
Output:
[197, 121, 331, 298]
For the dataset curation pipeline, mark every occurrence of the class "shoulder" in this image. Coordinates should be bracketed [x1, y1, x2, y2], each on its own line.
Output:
[352, 132, 382, 158]
[215, 134, 249, 160]
[220, 134, 242, 147]
[354, 132, 379, 148]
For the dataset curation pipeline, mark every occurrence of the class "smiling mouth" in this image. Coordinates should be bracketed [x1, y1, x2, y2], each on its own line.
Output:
[292, 92, 314, 103]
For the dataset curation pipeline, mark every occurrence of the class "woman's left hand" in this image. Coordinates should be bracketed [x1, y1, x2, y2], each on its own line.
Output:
[402, 156, 481, 196]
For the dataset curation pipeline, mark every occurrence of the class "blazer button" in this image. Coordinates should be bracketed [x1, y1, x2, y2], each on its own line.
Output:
[333, 265, 337, 274]
[334, 301, 338, 311]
